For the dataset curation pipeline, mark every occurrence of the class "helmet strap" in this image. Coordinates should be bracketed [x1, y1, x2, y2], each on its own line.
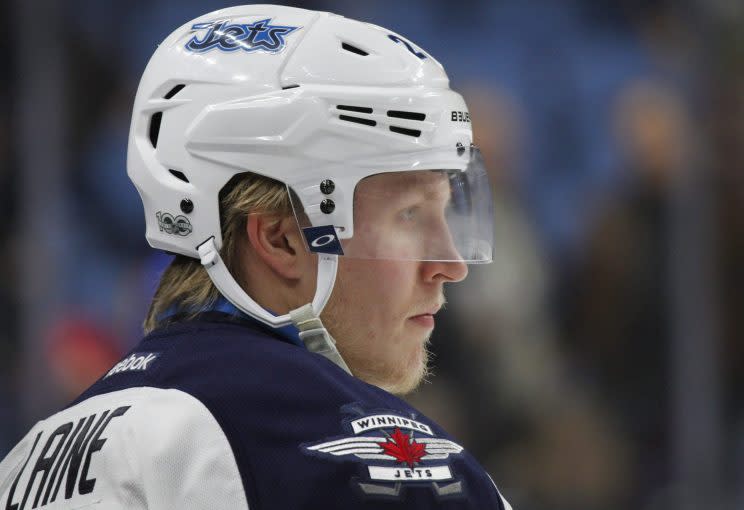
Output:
[289, 304, 351, 374]
[197, 237, 351, 373]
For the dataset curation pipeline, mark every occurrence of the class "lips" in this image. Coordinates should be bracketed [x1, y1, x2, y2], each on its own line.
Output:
[409, 315, 435, 328]
[417, 304, 442, 316]
[408, 305, 441, 329]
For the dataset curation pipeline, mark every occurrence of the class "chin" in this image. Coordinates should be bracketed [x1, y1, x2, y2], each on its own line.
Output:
[376, 347, 432, 396]
[384, 378, 423, 396]
[337, 326, 433, 395]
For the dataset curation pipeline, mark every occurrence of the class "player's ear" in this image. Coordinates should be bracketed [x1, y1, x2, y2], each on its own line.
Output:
[246, 214, 311, 280]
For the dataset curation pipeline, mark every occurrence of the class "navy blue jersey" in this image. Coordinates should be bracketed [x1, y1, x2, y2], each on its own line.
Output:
[1, 313, 511, 509]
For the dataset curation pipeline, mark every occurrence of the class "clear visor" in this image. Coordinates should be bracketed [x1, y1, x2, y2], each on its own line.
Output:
[292, 146, 494, 263]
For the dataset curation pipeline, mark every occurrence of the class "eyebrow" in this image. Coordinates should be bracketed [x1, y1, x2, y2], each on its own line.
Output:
[392, 184, 451, 210]
[360, 172, 451, 205]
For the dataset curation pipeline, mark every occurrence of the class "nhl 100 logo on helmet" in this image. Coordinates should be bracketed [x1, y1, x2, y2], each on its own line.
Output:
[185, 18, 300, 54]
[156, 212, 192, 236]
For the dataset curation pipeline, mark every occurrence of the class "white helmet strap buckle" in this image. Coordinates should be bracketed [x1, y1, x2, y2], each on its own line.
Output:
[289, 304, 352, 374]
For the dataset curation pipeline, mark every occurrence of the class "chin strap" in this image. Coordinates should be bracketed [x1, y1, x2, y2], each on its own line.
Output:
[197, 237, 351, 374]
[289, 304, 351, 374]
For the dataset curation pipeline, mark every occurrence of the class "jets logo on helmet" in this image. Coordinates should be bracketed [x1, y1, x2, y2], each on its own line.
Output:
[186, 18, 300, 54]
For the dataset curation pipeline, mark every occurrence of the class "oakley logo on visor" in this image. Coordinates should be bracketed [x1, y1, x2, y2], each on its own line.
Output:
[311, 235, 336, 248]
[303, 226, 344, 255]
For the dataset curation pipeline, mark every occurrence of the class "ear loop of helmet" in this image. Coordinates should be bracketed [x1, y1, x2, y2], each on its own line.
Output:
[197, 237, 351, 374]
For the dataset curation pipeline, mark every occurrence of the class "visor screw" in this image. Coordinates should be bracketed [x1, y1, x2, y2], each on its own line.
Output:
[320, 199, 335, 214]
[456, 142, 466, 156]
[180, 199, 194, 214]
[320, 179, 335, 195]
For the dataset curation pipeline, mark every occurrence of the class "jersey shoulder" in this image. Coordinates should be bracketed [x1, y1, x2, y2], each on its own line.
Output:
[74, 316, 384, 409]
[69, 318, 508, 509]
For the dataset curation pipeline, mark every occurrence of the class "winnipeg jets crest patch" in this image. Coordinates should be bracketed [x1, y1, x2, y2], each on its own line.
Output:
[301, 403, 466, 499]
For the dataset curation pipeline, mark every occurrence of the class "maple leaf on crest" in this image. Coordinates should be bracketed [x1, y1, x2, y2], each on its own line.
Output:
[378, 428, 427, 468]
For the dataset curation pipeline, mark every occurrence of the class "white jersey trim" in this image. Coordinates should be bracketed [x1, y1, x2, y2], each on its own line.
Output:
[0, 387, 250, 510]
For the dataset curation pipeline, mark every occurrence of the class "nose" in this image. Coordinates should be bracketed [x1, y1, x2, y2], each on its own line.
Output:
[420, 259, 468, 283]
[414, 222, 470, 283]
[421, 218, 469, 282]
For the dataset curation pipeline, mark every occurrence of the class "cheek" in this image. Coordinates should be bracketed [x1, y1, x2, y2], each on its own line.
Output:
[326, 258, 429, 391]
[361, 262, 422, 358]
[331, 259, 417, 347]
[355, 260, 416, 321]
[339, 258, 414, 298]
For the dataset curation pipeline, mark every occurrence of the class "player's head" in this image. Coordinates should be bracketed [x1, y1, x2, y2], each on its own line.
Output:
[321, 171, 471, 393]
[128, 5, 494, 394]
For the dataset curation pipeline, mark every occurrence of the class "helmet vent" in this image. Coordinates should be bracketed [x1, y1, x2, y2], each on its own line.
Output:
[149, 112, 163, 148]
[282, 84, 300, 90]
[341, 42, 369, 56]
[387, 110, 426, 121]
[163, 84, 186, 99]
[339, 115, 376, 127]
[169, 169, 190, 183]
[390, 126, 421, 138]
[337, 105, 373, 114]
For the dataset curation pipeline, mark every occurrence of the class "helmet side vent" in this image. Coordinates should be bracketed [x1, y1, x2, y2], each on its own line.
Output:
[387, 110, 426, 121]
[150, 85, 185, 149]
[163, 84, 186, 99]
[339, 115, 376, 127]
[149, 112, 163, 148]
[341, 42, 369, 56]
[168, 169, 190, 183]
[389, 126, 421, 138]
[337, 105, 373, 114]
[282, 84, 300, 90]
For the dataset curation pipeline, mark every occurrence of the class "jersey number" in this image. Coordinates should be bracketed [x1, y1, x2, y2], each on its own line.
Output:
[388, 35, 427, 60]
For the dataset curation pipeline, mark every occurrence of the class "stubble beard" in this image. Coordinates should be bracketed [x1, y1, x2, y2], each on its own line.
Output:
[385, 334, 434, 395]
[330, 321, 435, 396]
[320, 288, 441, 396]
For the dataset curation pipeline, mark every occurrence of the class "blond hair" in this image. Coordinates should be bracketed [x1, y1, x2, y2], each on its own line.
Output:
[143, 173, 293, 333]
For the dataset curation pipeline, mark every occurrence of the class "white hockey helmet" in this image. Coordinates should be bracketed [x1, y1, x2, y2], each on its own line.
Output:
[127, 4, 494, 330]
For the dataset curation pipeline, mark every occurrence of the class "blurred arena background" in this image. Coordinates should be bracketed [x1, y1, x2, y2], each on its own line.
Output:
[1, 0, 743, 509]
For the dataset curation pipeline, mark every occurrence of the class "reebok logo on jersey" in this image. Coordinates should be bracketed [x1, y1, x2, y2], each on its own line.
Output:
[105, 353, 159, 378]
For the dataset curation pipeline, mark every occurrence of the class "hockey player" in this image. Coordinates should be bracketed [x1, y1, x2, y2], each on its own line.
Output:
[1, 5, 512, 509]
